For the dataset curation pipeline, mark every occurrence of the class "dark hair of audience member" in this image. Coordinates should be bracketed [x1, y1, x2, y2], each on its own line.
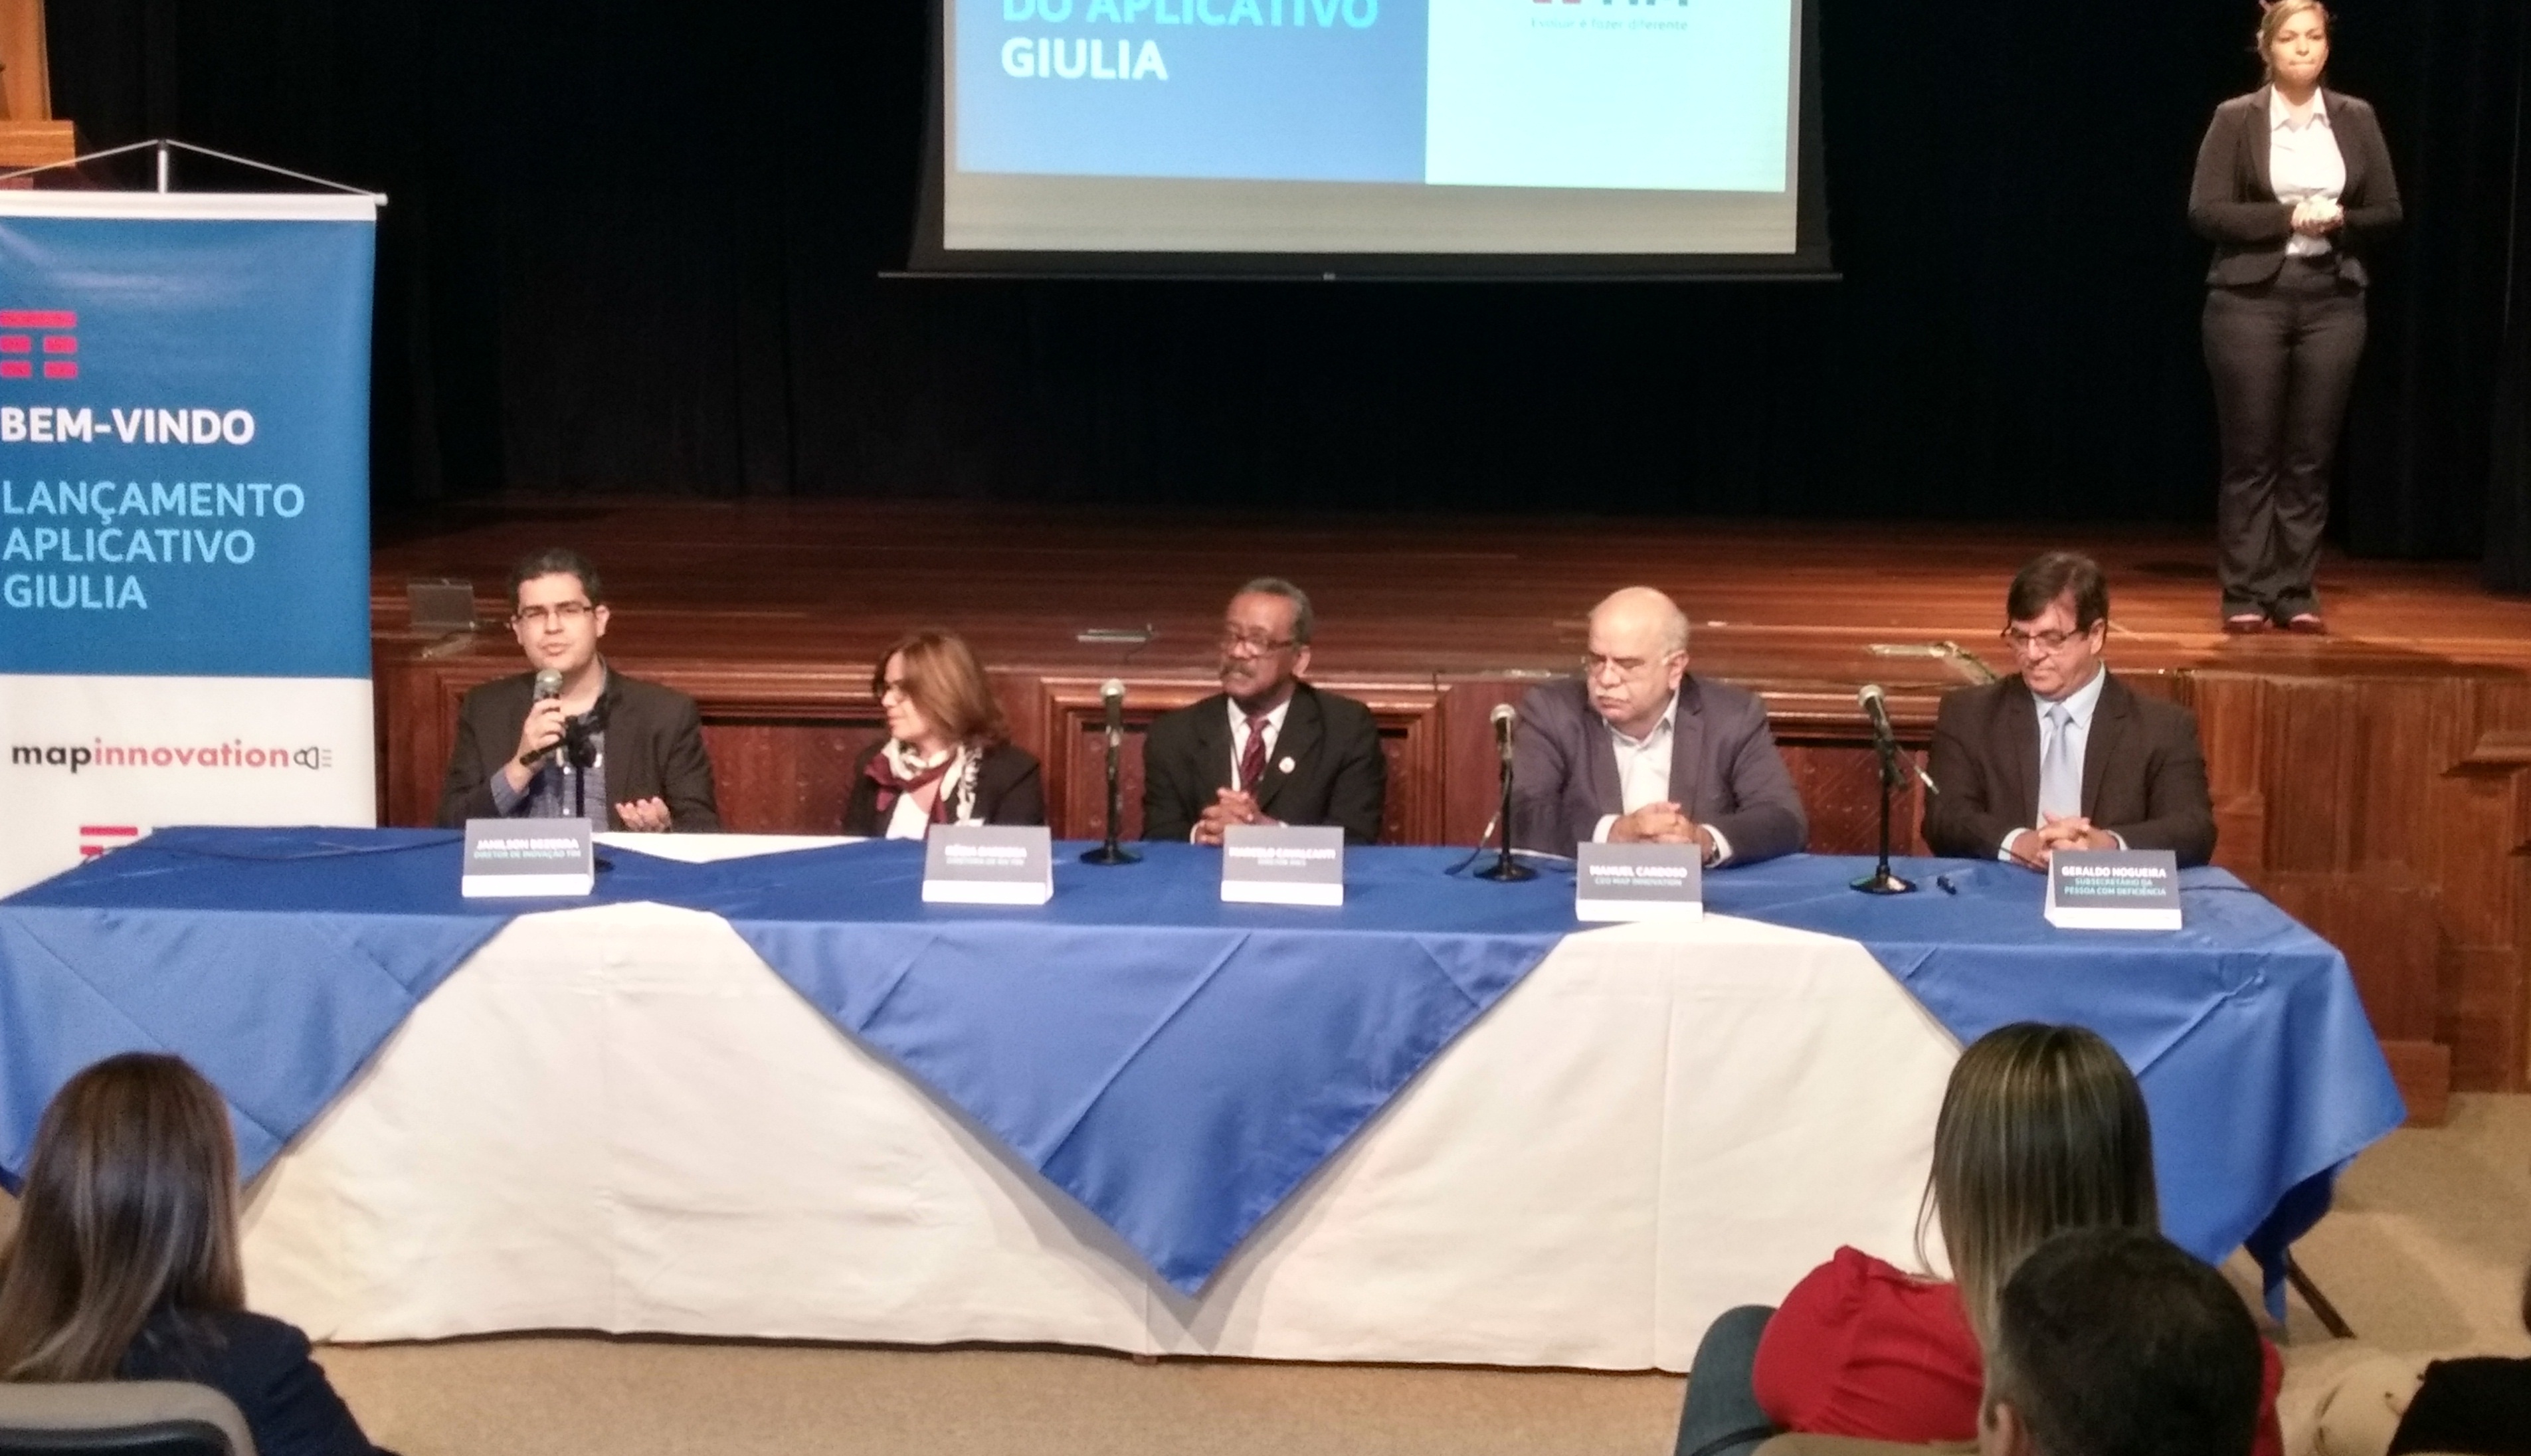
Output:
[506, 546, 605, 610]
[2006, 553, 2110, 632]
[1922, 1022, 2159, 1347]
[1985, 1227, 2263, 1456]
[0, 1053, 247, 1381]
[872, 628, 1010, 748]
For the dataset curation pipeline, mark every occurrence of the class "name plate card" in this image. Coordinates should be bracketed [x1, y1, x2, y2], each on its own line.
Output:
[2046, 850, 2182, 931]
[1574, 843, 1705, 922]
[1221, 825, 1345, 907]
[923, 825, 1055, 906]
[461, 819, 595, 898]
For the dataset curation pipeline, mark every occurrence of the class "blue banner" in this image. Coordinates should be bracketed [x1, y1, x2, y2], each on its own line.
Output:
[0, 199, 376, 678]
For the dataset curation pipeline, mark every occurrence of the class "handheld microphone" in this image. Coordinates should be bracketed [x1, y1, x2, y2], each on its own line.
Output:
[1490, 703, 1517, 766]
[1102, 678, 1126, 748]
[517, 669, 570, 767]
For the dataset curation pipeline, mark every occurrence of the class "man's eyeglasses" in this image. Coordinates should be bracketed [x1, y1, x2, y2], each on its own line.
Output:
[2000, 626, 2087, 654]
[1583, 653, 1665, 680]
[1219, 630, 1297, 656]
[513, 602, 595, 628]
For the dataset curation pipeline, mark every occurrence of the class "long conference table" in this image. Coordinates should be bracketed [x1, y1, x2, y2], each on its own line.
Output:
[0, 828, 2401, 1370]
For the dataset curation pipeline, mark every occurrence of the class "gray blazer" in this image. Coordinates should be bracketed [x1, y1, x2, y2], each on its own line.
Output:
[1509, 676, 1806, 864]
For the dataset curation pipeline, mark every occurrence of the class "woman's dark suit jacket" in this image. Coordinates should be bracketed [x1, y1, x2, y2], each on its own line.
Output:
[840, 741, 1046, 835]
[118, 1307, 392, 1456]
[2188, 86, 2401, 289]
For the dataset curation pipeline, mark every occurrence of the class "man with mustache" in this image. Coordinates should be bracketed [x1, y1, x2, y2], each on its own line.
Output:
[1140, 578, 1386, 846]
[1509, 586, 1805, 865]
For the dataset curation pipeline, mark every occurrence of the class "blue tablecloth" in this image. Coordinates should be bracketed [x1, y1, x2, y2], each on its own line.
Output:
[0, 828, 2402, 1306]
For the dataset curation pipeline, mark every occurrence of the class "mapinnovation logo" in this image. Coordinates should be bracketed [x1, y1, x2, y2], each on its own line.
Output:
[13, 739, 337, 773]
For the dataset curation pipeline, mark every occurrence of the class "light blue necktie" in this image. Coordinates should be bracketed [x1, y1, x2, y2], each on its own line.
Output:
[2039, 703, 2081, 822]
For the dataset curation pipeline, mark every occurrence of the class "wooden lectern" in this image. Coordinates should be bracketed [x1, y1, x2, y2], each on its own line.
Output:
[0, 0, 75, 177]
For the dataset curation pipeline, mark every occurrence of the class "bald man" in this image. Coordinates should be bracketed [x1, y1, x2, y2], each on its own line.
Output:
[1508, 587, 1807, 864]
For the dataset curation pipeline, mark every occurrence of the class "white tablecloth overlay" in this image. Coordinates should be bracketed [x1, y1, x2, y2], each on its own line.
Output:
[240, 836, 1961, 1370]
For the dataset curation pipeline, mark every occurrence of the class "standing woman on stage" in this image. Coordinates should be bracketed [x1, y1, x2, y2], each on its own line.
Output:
[2189, 0, 2400, 634]
[843, 629, 1046, 837]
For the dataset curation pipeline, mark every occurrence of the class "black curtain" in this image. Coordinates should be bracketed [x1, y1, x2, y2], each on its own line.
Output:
[2485, 11, 2531, 591]
[39, 0, 2530, 559]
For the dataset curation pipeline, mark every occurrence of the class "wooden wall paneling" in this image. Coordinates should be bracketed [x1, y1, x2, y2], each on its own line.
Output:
[2259, 679, 2362, 874]
[2439, 687, 2531, 1089]
[2180, 673, 2269, 880]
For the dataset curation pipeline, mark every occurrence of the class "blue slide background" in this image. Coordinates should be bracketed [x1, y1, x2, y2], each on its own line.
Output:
[954, 0, 1428, 183]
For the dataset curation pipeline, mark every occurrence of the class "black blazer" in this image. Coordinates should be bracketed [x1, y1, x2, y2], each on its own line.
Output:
[1507, 676, 1808, 864]
[2188, 86, 2401, 289]
[1921, 671, 2217, 867]
[840, 740, 1046, 835]
[1141, 682, 1387, 844]
[436, 667, 722, 832]
[118, 1308, 391, 1456]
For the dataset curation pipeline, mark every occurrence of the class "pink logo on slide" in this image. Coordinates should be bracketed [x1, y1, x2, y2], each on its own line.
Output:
[77, 824, 141, 859]
[0, 310, 78, 381]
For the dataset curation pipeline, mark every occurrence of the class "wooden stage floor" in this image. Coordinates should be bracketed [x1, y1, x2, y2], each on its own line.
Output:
[371, 501, 2531, 1107]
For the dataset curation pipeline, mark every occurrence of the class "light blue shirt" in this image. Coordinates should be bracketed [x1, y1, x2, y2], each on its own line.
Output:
[1999, 667, 2118, 862]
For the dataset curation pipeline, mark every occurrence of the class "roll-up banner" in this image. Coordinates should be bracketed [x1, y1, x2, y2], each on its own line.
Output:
[0, 193, 380, 895]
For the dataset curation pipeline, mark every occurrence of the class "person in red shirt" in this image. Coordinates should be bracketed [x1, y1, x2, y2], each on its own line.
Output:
[1671, 1023, 2285, 1456]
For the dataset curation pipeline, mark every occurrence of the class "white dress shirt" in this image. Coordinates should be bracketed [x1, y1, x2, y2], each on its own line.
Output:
[2269, 88, 2346, 260]
[1999, 668, 2120, 861]
[1590, 692, 1733, 865]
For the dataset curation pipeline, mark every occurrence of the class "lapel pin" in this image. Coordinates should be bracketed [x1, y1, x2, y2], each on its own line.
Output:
[1278, 756, 1295, 774]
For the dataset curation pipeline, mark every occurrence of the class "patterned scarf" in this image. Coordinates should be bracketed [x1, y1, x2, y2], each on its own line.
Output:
[867, 740, 972, 826]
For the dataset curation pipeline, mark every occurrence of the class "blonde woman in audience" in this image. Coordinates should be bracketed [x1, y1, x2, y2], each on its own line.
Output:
[0, 1053, 392, 1456]
[1673, 1022, 2283, 1456]
[841, 628, 1045, 837]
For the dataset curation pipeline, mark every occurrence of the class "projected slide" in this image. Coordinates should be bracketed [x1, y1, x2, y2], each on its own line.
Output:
[953, 0, 1796, 193]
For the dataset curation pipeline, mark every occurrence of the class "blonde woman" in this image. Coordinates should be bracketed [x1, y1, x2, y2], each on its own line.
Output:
[842, 629, 1045, 837]
[0, 1054, 392, 1456]
[2189, 0, 2400, 635]
[1672, 1024, 2281, 1456]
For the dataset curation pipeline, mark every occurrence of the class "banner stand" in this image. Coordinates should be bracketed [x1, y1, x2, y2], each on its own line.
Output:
[0, 145, 385, 894]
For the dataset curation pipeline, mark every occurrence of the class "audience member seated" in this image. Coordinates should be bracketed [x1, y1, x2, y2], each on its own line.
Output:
[1141, 578, 1386, 846]
[1670, 1022, 2283, 1456]
[1510, 587, 1805, 865]
[842, 629, 1045, 837]
[0, 1053, 393, 1456]
[1980, 1227, 2267, 1456]
[437, 547, 721, 832]
[2298, 1257, 2531, 1456]
[1922, 552, 2216, 869]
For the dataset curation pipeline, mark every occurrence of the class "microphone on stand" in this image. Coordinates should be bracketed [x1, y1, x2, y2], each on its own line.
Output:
[1858, 683, 1936, 794]
[1851, 683, 1915, 895]
[1475, 703, 1536, 883]
[1082, 678, 1141, 865]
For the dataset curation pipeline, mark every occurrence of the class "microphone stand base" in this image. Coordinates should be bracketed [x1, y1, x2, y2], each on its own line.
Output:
[1850, 866, 1916, 895]
[1474, 858, 1538, 883]
[1080, 843, 1142, 866]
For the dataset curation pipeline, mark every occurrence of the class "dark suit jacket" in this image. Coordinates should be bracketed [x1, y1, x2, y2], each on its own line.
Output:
[436, 667, 721, 832]
[119, 1307, 392, 1456]
[840, 740, 1046, 835]
[1508, 676, 1807, 864]
[1921, 671, 2217, 867]
[1141, 682, 1386, 844]
[2188, 87, 2401, 289]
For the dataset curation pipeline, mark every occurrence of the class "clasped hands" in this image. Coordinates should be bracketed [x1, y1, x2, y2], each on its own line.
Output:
[2290, 197, 2344, 236]
[1608, 801, 1713, 858]
[2008, 814, 2118, 869]
[1192, 788, 1280, 846]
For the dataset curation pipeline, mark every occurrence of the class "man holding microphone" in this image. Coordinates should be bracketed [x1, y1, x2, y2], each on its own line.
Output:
[435, 548, 721, 832]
